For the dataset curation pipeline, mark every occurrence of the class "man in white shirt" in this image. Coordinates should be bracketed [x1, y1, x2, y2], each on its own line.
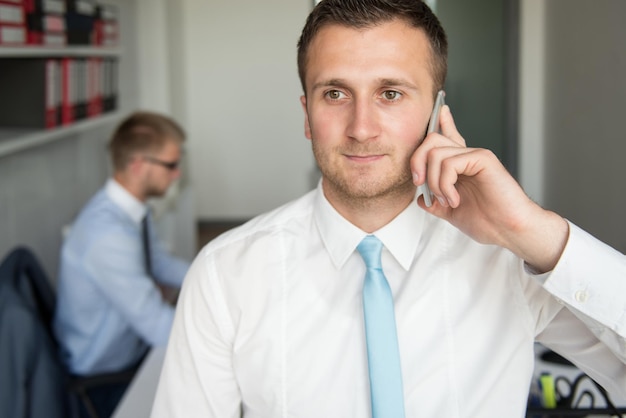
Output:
[152, 1, 626, 417]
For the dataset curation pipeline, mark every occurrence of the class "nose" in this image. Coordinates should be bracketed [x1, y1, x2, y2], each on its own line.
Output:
[346, 98, 381, 142]
[170, 166, 182, 180]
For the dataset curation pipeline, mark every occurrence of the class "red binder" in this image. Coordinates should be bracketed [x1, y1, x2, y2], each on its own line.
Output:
[26, 29, 64, 45]
[26, 10, 65, 44]
[61, 57, 76, 126]
[94, 2, 117, 46]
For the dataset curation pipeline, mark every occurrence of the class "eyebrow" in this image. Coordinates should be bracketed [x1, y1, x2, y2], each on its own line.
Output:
[311, 77, 419, 92]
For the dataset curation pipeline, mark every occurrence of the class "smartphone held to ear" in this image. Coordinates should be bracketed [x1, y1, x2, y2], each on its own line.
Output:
[417, 90, 445, 207]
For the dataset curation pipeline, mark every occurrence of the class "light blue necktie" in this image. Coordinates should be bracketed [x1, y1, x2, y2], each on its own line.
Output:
[357, 235, 405, 418]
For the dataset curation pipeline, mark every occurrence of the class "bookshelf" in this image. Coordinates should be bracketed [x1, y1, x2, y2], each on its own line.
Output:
[0, 46, 120, 57]
[0, 46, 121, 157]
[0, 111, 121, 158]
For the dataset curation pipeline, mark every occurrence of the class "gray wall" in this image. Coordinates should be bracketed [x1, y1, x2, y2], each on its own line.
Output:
[437, 0, 509, 165]
[0, 127, 113, 280]
[543, 0, 626, 253]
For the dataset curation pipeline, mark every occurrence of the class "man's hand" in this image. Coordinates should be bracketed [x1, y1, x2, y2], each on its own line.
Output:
[411, 105, 569, 273]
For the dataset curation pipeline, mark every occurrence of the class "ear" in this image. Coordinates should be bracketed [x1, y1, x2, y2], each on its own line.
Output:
[127, 154, 144, 175]
[300, 95, 312, 140]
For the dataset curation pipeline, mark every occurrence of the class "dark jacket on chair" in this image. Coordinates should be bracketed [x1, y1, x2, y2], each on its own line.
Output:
[0, 247, 67, 418]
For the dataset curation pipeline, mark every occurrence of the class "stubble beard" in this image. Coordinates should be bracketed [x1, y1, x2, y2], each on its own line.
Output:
[312, 141, 416, 209]
[144, 180, 170, 200]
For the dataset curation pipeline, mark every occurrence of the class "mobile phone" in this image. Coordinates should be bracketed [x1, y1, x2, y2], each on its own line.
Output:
[417, 90, 445, 207]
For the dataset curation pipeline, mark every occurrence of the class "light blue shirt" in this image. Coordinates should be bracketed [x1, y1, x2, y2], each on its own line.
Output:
[54, 179, 189, 375]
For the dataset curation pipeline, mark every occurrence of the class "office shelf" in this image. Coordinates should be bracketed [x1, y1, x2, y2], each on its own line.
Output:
[0, 46, 121, 58]
[0, 44, 121, 158]
[0, 112, 121, 158]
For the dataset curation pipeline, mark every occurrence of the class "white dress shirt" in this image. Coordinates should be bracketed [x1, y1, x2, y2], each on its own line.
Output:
[152, 183, 626, 418]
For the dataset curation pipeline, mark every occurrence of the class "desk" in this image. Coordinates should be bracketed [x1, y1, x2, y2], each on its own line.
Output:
[531, 344, 626, 417]
[112, 347, 166, 418]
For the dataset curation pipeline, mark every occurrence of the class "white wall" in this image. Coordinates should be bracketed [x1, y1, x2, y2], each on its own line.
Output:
[179, 0, 317, 220]
[518, 0, 546, 205]
[131, 0, 197, 260]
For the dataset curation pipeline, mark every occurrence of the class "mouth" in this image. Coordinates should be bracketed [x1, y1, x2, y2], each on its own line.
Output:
[345, 154, 385, 163]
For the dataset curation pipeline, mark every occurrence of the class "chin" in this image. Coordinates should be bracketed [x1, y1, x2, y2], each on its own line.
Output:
[147, 189, 168, 199]
[333, 176, 414, 201]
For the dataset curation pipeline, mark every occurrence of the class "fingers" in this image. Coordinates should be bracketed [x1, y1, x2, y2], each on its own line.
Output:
[411, 104, 501, 209]
[411, 105, 466, 193]
[424, 147, 473, 207]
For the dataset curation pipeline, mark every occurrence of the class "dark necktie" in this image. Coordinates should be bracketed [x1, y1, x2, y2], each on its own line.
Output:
[141, 214, 153, 278]
[357, 235, 405, 418]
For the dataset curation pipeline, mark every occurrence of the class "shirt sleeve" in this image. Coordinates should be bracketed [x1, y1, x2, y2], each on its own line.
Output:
[151, 249, 242, 418]
[536, 221, 626, 398]
[87, 228, 176, 347]
[147, 216, 190, 288]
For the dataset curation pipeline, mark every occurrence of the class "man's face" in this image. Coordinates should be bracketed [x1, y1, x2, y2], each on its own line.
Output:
[142, 139, 182, 198]
[301, 20, 436, 205]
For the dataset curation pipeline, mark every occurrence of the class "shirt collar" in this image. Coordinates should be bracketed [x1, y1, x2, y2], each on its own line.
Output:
[105, 178, 148, 225]
[314, 182, 425, 271]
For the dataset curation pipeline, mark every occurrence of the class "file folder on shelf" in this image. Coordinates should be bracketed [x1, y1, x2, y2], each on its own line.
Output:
[0, 1, 25, 25]
[26, 10, 66, 45]
[26, 11, 64, 31]
[23, 0, 65, 15]
[0, 22, 26, 44]
[102, 57, 118, 113]
[64, 0, 96, 45]
[0, 58, 61, 129]
[60, 57, 76, 125]
[0, 0, 26, 44]
[94, 2, 117, 46]
[26, 29, 64, 45]
[87, 57, 103, 117]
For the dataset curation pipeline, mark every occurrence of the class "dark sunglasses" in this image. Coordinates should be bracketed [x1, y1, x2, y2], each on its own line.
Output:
[143, 156, 180, 171]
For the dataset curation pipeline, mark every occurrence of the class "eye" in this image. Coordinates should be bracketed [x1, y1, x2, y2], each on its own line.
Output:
[325, 90, 346, 100]
[382, 90, 402, 101]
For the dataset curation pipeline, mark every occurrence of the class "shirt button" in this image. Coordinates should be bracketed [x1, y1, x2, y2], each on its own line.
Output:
[575, 290, 589, 303]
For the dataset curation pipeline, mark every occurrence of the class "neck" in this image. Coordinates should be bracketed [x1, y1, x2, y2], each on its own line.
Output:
[113, 172, 147, 202]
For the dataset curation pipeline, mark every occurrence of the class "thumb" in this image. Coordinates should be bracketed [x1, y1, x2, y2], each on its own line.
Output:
[416, 194, 452, 220]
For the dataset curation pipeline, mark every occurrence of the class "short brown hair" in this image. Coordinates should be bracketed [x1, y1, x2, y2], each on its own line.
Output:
[108, 111, 185, 171]
[297, 0, 448, 96]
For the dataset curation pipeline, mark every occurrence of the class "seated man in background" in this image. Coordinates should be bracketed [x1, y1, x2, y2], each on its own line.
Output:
[54, 111, 191, 417]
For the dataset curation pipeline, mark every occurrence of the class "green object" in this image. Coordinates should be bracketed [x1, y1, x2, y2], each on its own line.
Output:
[539, 373, 557, 408]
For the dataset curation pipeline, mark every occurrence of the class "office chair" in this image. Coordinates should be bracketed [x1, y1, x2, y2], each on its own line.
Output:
[0, 247, 137, 418]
